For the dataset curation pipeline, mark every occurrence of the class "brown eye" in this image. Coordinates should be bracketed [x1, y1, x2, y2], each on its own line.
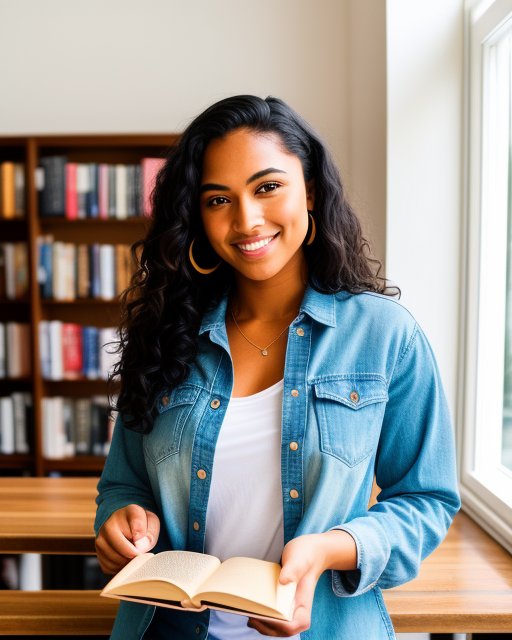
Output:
[257, 182, 281, 193]
[207, 196, 229, 207]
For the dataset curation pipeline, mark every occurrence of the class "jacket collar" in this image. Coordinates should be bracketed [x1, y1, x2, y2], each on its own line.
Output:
[198, 282, 337, 335]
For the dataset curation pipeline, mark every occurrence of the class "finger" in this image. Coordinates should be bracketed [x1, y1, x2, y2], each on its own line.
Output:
[103, 519, 142, 560]
[125, 505, 151, 543]
[135, 510, 160, 552]
[96, 536, 134, 567]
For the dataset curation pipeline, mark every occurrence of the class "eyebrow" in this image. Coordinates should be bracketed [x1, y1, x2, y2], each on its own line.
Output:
[198, 167, 287, 196]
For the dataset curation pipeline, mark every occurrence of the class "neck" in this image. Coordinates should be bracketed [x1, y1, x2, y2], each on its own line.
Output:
[230, 250, 308, 323]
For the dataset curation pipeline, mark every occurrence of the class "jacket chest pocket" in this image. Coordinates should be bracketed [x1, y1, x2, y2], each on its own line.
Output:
[312, 375, 388, 467]
[143, 385, 201, 465]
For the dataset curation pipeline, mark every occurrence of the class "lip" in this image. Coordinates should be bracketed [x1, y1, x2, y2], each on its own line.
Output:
[232, 232, 280, 258]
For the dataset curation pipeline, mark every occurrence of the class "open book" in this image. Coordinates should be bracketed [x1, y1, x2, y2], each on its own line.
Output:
[100, 550, 297, 622]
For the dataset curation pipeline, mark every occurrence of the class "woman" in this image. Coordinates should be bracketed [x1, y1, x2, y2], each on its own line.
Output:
[94, 95, 461, 640]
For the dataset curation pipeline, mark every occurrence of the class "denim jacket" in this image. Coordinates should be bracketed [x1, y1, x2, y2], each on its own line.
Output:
[94, 283, 461, 640]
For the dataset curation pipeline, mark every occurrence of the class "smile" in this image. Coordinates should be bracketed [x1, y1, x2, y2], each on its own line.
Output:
[233, 232, 280, 258]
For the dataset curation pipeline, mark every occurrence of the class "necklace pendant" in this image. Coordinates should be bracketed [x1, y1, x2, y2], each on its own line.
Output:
[261, 349, 268, 356]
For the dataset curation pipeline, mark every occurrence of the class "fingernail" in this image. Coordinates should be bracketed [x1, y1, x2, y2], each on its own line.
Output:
[134, 536, 150, 552]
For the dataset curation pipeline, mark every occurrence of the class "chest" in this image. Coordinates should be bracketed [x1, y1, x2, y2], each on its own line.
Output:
[226, 317, 289, 397]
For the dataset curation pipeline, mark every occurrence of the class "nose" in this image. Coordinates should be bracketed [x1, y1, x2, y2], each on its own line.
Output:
[232, 198, 265, 235]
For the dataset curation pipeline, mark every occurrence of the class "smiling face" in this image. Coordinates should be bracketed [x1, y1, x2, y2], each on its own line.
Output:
[198, 127, 315, 283]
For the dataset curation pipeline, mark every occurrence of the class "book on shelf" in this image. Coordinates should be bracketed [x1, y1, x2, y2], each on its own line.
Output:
[0, 392, 32, 454]
[100, 550, 297, 623]
[39, 320, 119, 381]
[0, 242, 29, 299]
[0, 161, 25, 219]
[37, 156, 164, 219]
[37, 235, 135, 300]
[0, 322, 31, 379]
[42, 394, 116, 458]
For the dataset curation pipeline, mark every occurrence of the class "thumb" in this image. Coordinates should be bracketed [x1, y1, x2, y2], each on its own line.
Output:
[136, 510, 160, 551]
[129, 505, 160, 553]
[279, 563, 299, 585]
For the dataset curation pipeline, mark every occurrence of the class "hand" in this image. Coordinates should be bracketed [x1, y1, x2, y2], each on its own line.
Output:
[95, 504, 160, 575]
[246, 534, 326, 638]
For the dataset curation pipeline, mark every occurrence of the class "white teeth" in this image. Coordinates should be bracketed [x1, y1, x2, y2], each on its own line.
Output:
[237, 236, 274, 252]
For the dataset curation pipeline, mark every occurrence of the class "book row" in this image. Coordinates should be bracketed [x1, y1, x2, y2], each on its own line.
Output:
[0, 161, 25, 219]
[0, 242, 29, 300]
[40, 322, 119, 381]
[0, 392, 32, 454]
[0, 323, 31, 378]
[37, 156, 165, 219]
[42, 394, 117, 458]
[38, 235, 137, 300]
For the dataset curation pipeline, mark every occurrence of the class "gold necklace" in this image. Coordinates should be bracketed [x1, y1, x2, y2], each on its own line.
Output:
[230, 305, 292, 356]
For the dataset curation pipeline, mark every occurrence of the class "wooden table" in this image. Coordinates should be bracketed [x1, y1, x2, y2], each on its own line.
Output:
[0, 477, 511, 634]
[0, 477, 98, 554]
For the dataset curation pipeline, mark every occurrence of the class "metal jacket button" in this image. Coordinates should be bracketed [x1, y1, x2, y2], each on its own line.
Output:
[161, 396, 169, 406]
[211, 398, 220, 409]
[290, 442, 298, 450]
[291, 389, 299, 397]
[290, 489, 299, 499]
[296, 328, 305, 336]
[350, 391, 359, 403]
[193, 522, 200, 531]
[197, 469, 206, 479]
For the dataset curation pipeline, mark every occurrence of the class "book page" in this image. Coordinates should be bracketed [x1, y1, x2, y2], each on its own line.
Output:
[119, 551, 220, 596]
[102, 551, 221, 602]
[193, 557, 296, 619]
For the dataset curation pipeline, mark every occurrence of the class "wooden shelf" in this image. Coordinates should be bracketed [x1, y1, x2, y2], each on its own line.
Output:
[39, 216, 150, 224]
[0, 454, 35, 469]
[0, 133, 177, 477]
[43, 456, 107, 472]
[41, 298, 121, 304]
[0, 297, 31, 304]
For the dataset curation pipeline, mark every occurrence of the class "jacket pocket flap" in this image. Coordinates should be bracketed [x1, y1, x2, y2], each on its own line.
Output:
[157, 385, 201, 413]
[313, 376, 388, 409]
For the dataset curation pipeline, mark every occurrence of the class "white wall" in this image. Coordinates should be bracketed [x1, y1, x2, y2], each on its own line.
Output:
[0, 0, 351, 175]
[0, 0, 388, 262]
[386, 0, 464, 419]
[346, 0, 387, 270]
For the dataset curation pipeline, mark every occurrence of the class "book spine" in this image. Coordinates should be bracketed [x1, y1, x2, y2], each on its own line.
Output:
[98, 164, 109, 219]
[65, 163, 78, 220]
[89, 163, 99, 218]
[1, 162, 15, 219]
[14, 163, 25, 218]
[0, 397, 15, 454]
[115, 164, 127, 219]
[108, 165, 116, 218]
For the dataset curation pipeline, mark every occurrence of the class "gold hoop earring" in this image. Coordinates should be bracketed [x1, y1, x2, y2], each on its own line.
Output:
[306, 212, 316, 245]
[189, 236, 222, 274]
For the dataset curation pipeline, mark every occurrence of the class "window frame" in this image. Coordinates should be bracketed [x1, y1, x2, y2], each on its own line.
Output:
[459, 0, 512, 554]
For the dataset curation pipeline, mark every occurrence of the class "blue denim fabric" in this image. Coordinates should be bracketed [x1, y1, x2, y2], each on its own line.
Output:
[94, 284, 461, 640]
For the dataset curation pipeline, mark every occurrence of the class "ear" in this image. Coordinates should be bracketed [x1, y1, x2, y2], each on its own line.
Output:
[306, 178, 315, 211]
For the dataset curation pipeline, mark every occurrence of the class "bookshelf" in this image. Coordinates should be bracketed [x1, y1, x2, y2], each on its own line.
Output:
[0, 134, 179, 477]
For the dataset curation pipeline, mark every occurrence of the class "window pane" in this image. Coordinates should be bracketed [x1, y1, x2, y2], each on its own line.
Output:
[502, 32, 512, 473]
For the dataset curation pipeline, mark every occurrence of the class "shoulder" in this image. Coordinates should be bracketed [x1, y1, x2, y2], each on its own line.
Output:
[334, 289, 416, 325]
[332, 290, 419, 358]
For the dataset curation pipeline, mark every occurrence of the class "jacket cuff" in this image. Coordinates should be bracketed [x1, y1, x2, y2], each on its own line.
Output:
[327, 518, 390, 597]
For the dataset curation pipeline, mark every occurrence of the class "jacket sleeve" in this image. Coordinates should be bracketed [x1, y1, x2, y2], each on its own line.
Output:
[327, 321, 461, 596]
[94, 412, 160, 539]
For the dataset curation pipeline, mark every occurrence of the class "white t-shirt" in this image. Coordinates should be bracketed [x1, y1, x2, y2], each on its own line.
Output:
[204, 378, 300, 640]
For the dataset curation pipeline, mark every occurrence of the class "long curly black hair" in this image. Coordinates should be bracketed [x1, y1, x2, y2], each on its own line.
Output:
[108, 94, 400, 434]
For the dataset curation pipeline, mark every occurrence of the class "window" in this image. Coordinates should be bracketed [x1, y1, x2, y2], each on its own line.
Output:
[461, 0, 512, 552]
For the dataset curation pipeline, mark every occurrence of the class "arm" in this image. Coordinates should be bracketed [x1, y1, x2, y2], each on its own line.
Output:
[94, 411, 160, 539]
[326, 321, 461, 596]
